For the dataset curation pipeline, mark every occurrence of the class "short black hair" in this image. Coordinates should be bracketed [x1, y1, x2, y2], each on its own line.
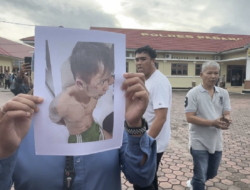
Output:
[70, 42, 114, 84]
[135, 45, 157, 59]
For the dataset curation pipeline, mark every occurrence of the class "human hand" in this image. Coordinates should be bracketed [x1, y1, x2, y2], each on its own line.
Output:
[0, 94, 43, 159]
[19, 63, 33, 87]
[23, 75, 31, 86]
[121, 73, 149, 127]
[221, 115, 232, 128]
[212, 116, 229, 130]
[18, 63, 31, 78]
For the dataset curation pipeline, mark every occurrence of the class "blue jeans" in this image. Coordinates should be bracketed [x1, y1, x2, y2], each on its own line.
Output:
[191, 148, 222, 190]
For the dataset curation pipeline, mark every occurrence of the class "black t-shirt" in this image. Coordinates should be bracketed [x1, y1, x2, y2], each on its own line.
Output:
[0, 74, 4, 79]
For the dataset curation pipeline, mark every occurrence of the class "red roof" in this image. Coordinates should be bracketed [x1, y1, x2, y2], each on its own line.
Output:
[90, 27, 250, 52]
[20, 36, 34, 41]
[20, 27, 250, 53]
[0, 37, 34, 59]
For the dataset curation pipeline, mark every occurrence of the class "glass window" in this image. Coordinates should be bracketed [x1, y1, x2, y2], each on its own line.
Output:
[171, 63, 188, 75]
[126, 62, 129, 72]
[195, 64, 202, 76]
[227, 65, 232, 82]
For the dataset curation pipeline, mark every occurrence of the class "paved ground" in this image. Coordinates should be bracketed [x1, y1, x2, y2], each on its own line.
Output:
[0, 88, 14, 106]
[121, 90, 250, 190]
[1, 87, 250, 190]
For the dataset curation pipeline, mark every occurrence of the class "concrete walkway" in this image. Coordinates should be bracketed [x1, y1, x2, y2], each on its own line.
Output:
[122, 91, 250, 190]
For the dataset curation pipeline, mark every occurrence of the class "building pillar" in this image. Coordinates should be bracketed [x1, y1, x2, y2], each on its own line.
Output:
[243, 48, 250, 93]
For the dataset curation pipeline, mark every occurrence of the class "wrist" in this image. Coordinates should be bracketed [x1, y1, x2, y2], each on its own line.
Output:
[211, 120, 215, 126]
[124, 118, 148, 136]
[211, 120, 219, 129]
[0, 147, 16, 159]
[126, 119, 142, 128]
[15, 76, 24, 84]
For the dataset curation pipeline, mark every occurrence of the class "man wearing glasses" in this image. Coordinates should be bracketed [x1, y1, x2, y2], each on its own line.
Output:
[49, 42, 114, 143]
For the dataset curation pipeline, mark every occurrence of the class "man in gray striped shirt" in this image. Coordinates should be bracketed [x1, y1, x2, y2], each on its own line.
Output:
[185, 61, 232, 190]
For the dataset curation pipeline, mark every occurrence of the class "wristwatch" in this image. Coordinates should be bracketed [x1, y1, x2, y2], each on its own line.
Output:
[124, 118, 148, 135]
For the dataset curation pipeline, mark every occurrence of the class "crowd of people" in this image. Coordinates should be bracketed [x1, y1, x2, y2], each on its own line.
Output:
[0, 70, 16, 89]
[0, 69, 32, 90]
[0, 45, 232, 190]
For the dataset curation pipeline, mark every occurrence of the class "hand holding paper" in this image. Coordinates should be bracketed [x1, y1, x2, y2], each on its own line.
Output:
[122, 73, 149, 127]
[0, 94, 43, 159]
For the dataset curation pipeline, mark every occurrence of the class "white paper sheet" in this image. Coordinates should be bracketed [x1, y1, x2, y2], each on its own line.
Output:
[34, 26, 125, 155]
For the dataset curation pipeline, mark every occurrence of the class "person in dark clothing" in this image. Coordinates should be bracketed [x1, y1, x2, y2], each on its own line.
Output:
[4, 71, 10, 89]
[0, 72, 4, 87]
[10, 63, 33, 95]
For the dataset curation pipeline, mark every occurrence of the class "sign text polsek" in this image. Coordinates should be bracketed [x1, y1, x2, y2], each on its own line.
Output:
[141, 33, 242, 41]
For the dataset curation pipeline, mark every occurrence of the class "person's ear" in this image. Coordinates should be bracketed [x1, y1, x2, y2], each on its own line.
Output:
[76, 79, 87, 90]
[108, 75, 114, 85]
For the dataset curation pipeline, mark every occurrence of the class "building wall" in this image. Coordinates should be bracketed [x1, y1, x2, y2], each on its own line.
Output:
[160, 60, 203, 88]
[127, 60, 136, 72]
[0, 56, 13, 73]
[222, 51, 247, 60]
[167, 76, 203, 88]
[127, 50, 247, 88]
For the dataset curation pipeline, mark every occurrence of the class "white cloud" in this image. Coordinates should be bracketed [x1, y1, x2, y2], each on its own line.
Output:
[0, 0, 250, 43]
[115, 15, 141, 29]
[0, 14, 36, 42]
[96, 0, 123, 14]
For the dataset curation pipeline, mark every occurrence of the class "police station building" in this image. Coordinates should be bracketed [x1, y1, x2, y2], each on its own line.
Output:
[21, 27, 250, 93]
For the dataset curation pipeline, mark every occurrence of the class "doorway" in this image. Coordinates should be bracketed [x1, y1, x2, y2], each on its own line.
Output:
[227, 65, 245, 86]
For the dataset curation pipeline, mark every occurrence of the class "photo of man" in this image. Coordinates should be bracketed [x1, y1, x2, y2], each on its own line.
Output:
[48, 42, 114, 143]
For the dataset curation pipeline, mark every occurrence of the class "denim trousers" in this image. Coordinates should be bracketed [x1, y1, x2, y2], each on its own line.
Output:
[191, 148, 222, 190]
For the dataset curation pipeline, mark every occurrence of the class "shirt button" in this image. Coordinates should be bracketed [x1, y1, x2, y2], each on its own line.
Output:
[76, 158, 81, 163]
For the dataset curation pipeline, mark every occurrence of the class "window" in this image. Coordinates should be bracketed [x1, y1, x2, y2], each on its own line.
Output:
[171, 63, 188, 75]
[195, 57, 207, 60]
[155, 62, 159, 69]
[227, 66, 231, 82]
[195, 64, 202, 76]
[0, 66, 2, 73]
[126, 62, 129, 72]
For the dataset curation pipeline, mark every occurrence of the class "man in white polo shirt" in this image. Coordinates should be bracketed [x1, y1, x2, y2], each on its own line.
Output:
[185, 61, 232, 190]
[134, 45, 172, 190]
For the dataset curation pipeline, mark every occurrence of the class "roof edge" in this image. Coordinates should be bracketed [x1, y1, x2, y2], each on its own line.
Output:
[90, 26, 250, 37]
[220, 47, 247, 54]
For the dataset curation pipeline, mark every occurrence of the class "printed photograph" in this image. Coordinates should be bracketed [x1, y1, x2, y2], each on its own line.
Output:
[46, 41, 114, 143]
[34, 26, 125, 155]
